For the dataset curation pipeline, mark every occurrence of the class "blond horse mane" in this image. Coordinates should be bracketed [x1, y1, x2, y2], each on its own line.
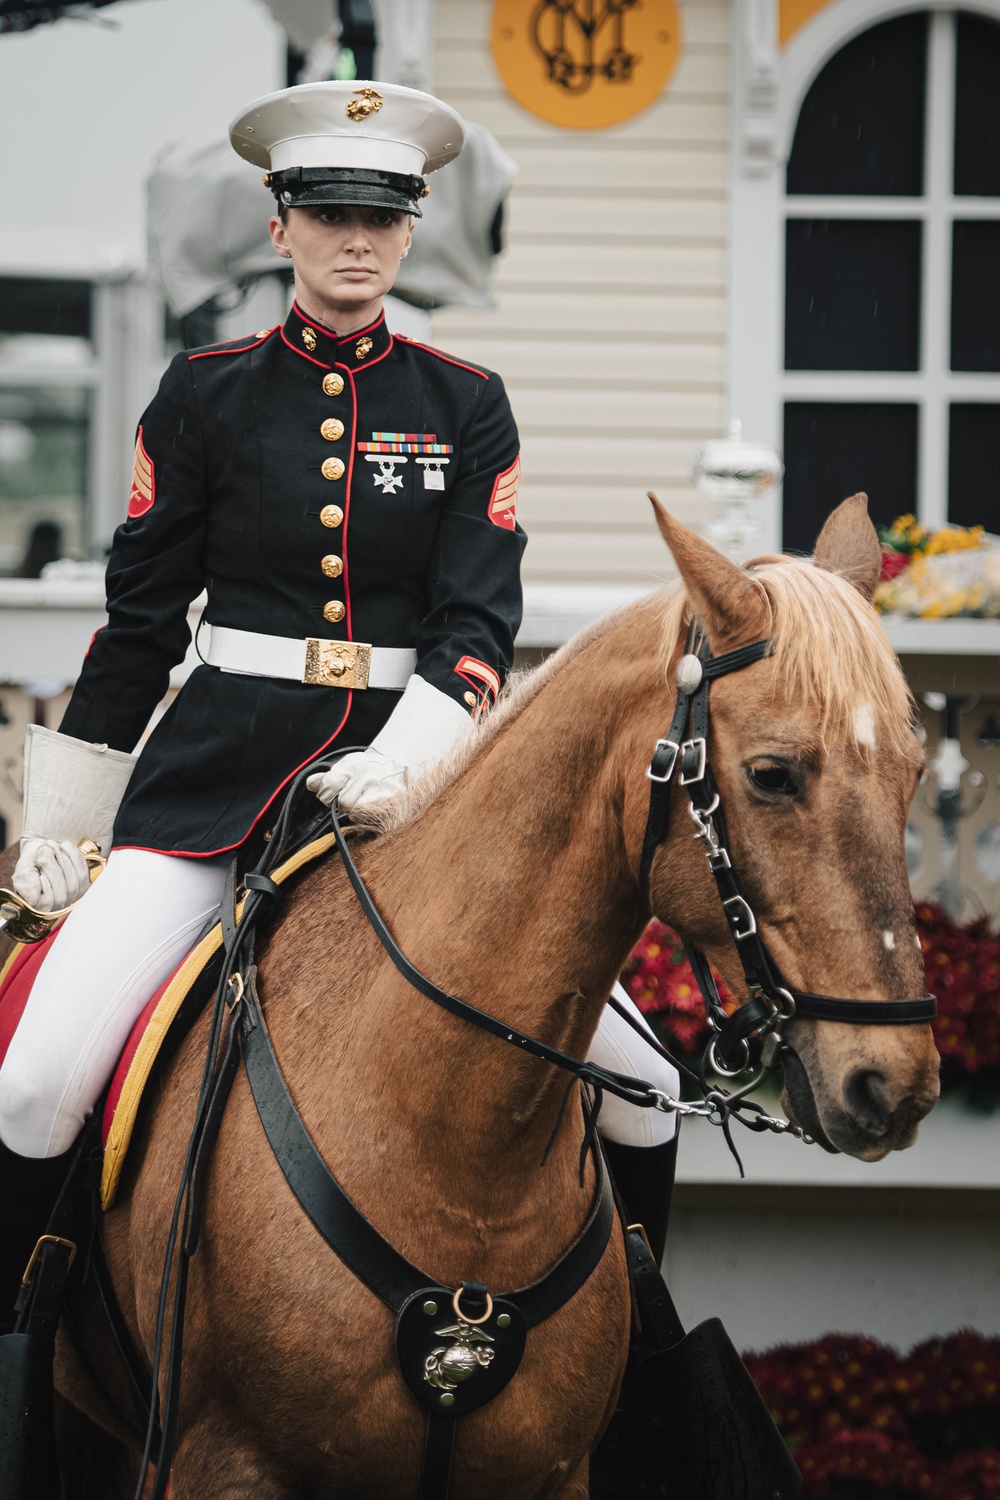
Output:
[359, 556, 916, 838]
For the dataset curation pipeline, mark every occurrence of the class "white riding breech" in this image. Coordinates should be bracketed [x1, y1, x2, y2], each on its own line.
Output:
[592, 985, 678, 1148]
[0, 850, 229, 1158]
[0, 851, 679, 1158]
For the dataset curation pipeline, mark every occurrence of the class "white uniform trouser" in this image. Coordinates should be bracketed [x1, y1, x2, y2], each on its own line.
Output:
[0, 851, 679, 1159]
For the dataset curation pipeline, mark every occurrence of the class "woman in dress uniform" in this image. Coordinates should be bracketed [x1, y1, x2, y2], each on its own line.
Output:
[0, 81, 678, 1397]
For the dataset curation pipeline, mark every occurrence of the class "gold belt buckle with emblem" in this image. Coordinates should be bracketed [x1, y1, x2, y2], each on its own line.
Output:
[302, 639, 372, 689]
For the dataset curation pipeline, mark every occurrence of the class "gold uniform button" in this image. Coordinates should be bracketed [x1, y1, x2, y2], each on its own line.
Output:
[323, 600, 346, 623]
[321, 554, 344, 579]
[320, 504, 344, 528]
[322, 372, 344, 397]
[321, 456, 345, 481]
[463, 691, 477, 708]
[320, 418, 345, 442]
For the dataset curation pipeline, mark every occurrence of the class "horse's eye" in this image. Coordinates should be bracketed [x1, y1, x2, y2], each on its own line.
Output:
[749, 765, 798, 796]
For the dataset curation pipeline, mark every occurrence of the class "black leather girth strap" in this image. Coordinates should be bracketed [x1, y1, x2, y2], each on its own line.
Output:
[419, 1418, 456, 1500]
[240, 974, 616, 1324]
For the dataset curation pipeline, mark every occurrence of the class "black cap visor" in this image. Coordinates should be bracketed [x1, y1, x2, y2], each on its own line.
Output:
[269, 167, 424, 216]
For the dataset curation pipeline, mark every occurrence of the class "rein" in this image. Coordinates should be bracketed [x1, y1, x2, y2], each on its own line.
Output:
[639, 627, 937, 1076]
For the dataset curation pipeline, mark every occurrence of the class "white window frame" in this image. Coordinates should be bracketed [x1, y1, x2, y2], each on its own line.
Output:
[730, 0, 1000, 551]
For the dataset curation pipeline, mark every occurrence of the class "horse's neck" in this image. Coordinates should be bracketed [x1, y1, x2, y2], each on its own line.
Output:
[347, 623, 659, 1188]
[262, 610, 667, 1243]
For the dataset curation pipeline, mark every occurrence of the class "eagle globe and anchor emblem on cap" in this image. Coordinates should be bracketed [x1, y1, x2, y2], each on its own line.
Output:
[346, 86, 383, 121]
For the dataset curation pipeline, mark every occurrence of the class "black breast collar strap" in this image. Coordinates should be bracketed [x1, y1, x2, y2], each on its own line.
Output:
[240, 972, 615, 1326]
[239, 970, 616, 1500]
[638, 627, 936, 1076]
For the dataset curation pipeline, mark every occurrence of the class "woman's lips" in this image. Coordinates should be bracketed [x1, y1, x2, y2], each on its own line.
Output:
[335, 267, 375, 280]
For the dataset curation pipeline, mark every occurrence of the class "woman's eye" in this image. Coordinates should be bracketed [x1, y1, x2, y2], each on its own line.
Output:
[749, 765, 798, 796]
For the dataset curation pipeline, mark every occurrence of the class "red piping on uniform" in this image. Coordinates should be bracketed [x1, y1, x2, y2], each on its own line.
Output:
[115, 349, 361, 862]
[279, 326, 332, 370]
[113, 691, 353, 861]
[393, 336, 489, 380]
[338, 309, 385, 341]
[341, 362, 358, 641]
[455, 655, 500, 701]
[188, 330, 275, 362]
[292, 302, 385, 345]
[454, 657, 499, 721]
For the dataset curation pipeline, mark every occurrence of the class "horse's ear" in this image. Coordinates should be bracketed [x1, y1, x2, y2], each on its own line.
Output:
[812, 493, 883, 601]
[648, 493, 769, 647]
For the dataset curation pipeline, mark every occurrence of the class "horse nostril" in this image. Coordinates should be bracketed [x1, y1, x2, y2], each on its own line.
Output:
[844, 1068, 890, 1139]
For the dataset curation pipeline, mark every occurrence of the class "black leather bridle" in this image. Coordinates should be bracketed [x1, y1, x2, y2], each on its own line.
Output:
[638, 626, 937, 1077]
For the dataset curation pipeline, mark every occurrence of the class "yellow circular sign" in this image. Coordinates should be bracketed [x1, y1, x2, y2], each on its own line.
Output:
[491, 0, 682, 131]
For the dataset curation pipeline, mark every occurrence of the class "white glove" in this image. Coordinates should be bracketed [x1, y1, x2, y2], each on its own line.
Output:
[309, 746, 406, 813]
[12, 838, 91, 913]
[308, 674, 473, 815]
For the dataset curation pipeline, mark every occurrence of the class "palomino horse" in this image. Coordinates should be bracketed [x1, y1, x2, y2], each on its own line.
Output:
[15, 497, 938, 1496]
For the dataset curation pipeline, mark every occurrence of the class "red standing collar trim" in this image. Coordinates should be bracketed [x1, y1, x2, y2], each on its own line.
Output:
[283, 302, 392, 372]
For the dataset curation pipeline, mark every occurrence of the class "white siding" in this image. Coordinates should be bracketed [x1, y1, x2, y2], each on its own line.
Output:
[431, 0, 732, 585]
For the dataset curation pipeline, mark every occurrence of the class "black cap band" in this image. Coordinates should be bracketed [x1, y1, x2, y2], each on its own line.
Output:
[268, 166, 426, 216]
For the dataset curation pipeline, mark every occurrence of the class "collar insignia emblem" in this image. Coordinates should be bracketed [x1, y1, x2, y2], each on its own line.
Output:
[302, 326, 317, 352]
[355, 336, 374, 360]
[346, 87, 383, 122]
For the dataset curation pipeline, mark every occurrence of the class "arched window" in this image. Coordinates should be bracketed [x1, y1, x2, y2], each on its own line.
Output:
[731, 5, 1000, 553]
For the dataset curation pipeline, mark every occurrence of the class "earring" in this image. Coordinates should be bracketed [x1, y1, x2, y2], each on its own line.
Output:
[401, 250, 408, 260]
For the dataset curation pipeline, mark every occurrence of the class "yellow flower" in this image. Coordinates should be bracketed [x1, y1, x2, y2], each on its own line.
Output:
[924, 525, 985, 554]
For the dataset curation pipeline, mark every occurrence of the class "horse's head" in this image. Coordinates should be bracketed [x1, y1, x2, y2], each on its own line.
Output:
[642, 495, 939, 1160]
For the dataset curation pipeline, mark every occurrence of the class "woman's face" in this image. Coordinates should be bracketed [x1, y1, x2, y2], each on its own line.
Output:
[270, 204, 413, 327]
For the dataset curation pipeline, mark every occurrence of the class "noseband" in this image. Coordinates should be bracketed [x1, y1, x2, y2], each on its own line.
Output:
[638, 627, 936, 1077]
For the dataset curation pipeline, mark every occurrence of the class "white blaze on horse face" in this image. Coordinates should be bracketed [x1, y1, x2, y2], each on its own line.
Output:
[853, 704, 877, 747]
[883, 930, 896, 952]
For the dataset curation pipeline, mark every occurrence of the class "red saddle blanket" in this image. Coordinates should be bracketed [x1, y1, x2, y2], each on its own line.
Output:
[0, 830, 336, 1208]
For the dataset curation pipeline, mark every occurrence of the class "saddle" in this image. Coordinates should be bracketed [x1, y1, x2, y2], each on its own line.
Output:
[0, 828, 338, 1210]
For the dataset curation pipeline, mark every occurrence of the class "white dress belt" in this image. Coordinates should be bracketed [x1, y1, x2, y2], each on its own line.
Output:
[205, 625, 416, 691]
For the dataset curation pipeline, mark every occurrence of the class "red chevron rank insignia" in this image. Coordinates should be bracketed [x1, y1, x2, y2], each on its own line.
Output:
[127, 427, 155, 518]
[488, 455, 520, 531]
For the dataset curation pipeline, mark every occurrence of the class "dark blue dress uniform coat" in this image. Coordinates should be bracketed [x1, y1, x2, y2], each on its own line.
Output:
[58, 302, 525, 856]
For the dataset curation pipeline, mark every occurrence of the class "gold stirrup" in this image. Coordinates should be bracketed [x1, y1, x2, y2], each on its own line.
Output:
[0, 840, 105, 944]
